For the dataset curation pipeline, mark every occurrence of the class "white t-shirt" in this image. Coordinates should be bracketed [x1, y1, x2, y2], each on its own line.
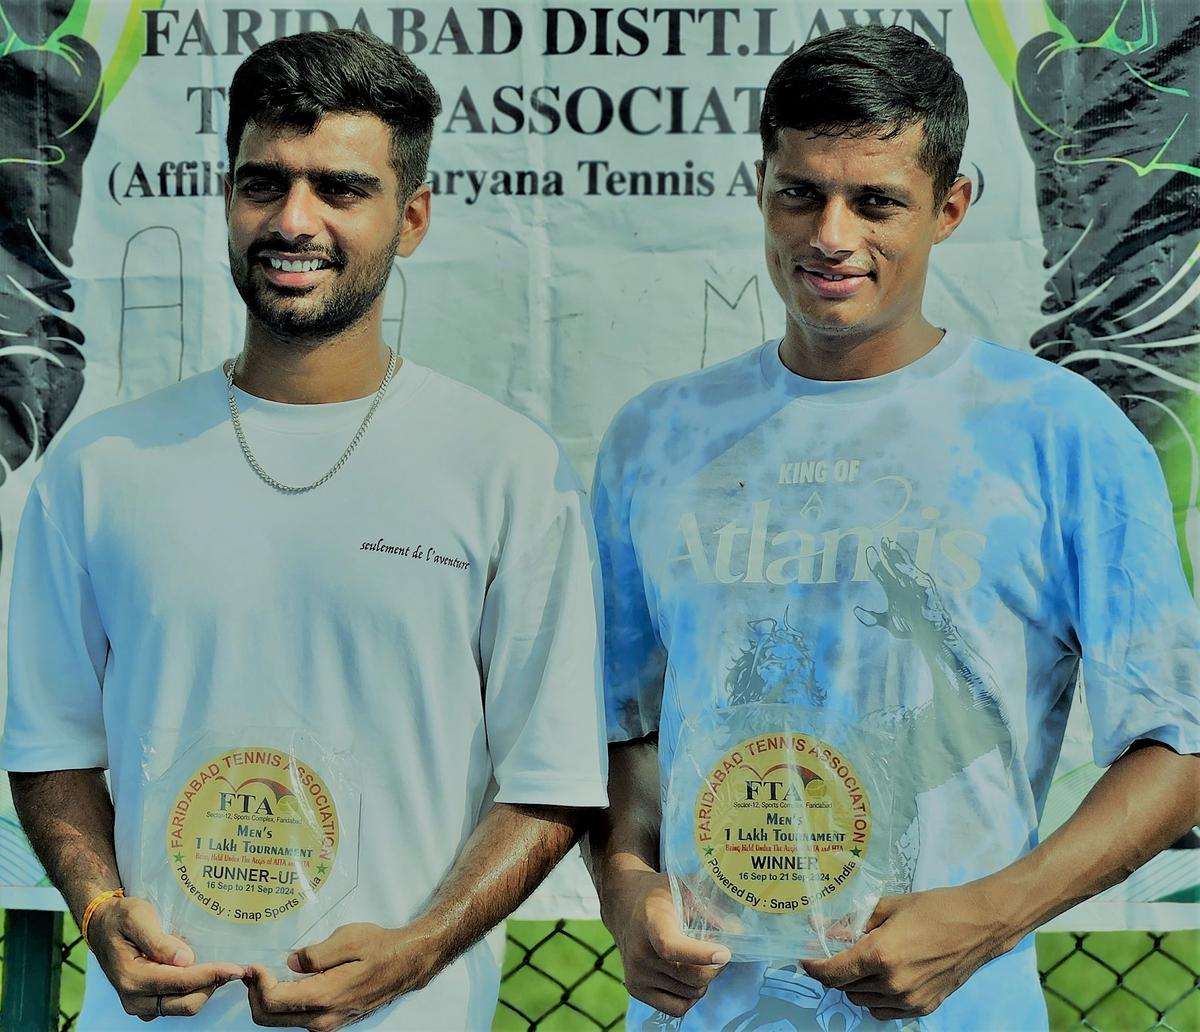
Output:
[2, 359, 608, 1030]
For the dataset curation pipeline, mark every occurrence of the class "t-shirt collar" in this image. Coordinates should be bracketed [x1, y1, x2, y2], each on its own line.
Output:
[760, 331, 968, 405]
[212, 356, 422, 434]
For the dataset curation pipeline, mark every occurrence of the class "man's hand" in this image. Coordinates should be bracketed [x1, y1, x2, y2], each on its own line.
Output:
[244, 922, 441, 1030]
[803, 743, 1200, 1023]
[242, 802, 589, 1028]
[602, 866, 730, 1019]
[588, 738, 728, 1018]
[87, 895, 245, 1020]
[802, 884, 1008, 1022]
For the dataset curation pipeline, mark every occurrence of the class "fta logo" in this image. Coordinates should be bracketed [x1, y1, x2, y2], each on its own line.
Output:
[215, 778, 296, 817]
[743, 765, 826, 803]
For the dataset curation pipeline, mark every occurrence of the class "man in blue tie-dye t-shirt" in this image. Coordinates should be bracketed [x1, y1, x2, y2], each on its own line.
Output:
[587, 25, 1200, 1032]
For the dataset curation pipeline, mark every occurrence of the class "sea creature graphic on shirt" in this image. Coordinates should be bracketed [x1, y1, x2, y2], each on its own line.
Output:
[638, 966, 867, 1032]
[855, 539, 1013, 797]
[723, 539, 1010, 808]
[693, 539, 1012, 1032]
[643, 1012, 682, 1031]
[721, 966, 864, 1032]
[727, 610, 825, 708]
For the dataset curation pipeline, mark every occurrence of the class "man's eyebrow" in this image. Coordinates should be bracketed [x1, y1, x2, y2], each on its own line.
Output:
[772, 172, 817, 187]
[772, 171, 916, 202]
[858, 182, 916, 201]
[233, 162, 383, 191]
[312, 169, 384, 192]
[233, 161, 290, 184]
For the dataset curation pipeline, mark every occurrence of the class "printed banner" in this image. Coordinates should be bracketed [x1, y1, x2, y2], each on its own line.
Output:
[0, 1, 1196, 930]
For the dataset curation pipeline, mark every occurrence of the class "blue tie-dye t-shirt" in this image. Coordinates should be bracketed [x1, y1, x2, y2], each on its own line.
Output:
[592, 335, 1200, 1032]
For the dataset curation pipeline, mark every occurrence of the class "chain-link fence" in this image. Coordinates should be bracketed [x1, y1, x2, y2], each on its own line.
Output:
[1, 916, 1196, 1030]
[1037, 931, 1199, 1031]
[497, 920, 627, 1030]
[57, 924, 86, 1032]
[493, 923, 1200, 1032]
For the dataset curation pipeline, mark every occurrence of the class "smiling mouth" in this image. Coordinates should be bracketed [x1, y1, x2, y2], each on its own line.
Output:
[256, 254, 337, 272]
[264, 256, 331, 273]
[798, 264, 870, 280]
[250, 253, 342, 292]
[797, 265, 871, 298]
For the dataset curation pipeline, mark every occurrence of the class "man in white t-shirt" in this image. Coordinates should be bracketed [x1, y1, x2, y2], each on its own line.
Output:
[587, 25, 1199, 1032]
[3, 30, 607, 1030]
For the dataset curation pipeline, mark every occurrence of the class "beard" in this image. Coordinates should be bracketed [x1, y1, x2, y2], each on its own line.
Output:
[228, 229, 401, 343]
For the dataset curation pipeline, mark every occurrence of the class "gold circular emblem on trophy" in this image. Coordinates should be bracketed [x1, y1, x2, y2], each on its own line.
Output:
[693, 733, 870, 913]
[166, 748, 339, 924]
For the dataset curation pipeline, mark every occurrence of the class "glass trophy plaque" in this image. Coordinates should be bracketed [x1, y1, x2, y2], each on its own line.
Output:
[665, 704, 898, 962]
[141, 729, 360, 967]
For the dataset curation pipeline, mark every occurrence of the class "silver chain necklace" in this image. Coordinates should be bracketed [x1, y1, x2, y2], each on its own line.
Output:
[224, 348, 398, 494]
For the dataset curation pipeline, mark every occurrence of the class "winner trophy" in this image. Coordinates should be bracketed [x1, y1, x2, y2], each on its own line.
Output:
[140, 729, 361, 968]
[665, 704, 898, 961]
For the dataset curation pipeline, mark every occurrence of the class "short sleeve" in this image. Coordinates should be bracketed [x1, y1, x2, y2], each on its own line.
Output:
[1, 486, 109, 771]
[592, 419, 667, 744]
[1066, 414, 1200, 767]
[478, 459, 608, 808]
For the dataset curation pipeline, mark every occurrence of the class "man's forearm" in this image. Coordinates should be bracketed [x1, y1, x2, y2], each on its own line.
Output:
[584, 738, 661, 914]
[582, 736, 730, 1017]
[10, 769, 122, 923]
[408, 801, 592, 970]
[985, 741, 1199, 948]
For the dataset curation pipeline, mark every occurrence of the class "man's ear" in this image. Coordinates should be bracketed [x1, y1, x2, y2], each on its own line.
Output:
[396, 185, 432, 258]
[224, 175, 232, 221]
[933, 175, 972, 244]
[755, 159, 766, 210]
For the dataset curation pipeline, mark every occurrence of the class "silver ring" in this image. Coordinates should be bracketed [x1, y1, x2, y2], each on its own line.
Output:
[156, 995, 165, 1017]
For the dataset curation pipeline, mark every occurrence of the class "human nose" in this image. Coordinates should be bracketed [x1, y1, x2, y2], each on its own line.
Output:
[269, 182, 322, 241]
[810, 197, 856, 258]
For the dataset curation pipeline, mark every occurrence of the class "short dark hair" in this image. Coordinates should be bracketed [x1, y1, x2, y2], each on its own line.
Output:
[226, 30, 442, 199]
[760, 26, 967, 201]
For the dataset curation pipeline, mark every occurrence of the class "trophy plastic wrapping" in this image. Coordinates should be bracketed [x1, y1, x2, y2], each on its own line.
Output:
[140, 728, 361, 969]
[665, 704, 902, 963]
